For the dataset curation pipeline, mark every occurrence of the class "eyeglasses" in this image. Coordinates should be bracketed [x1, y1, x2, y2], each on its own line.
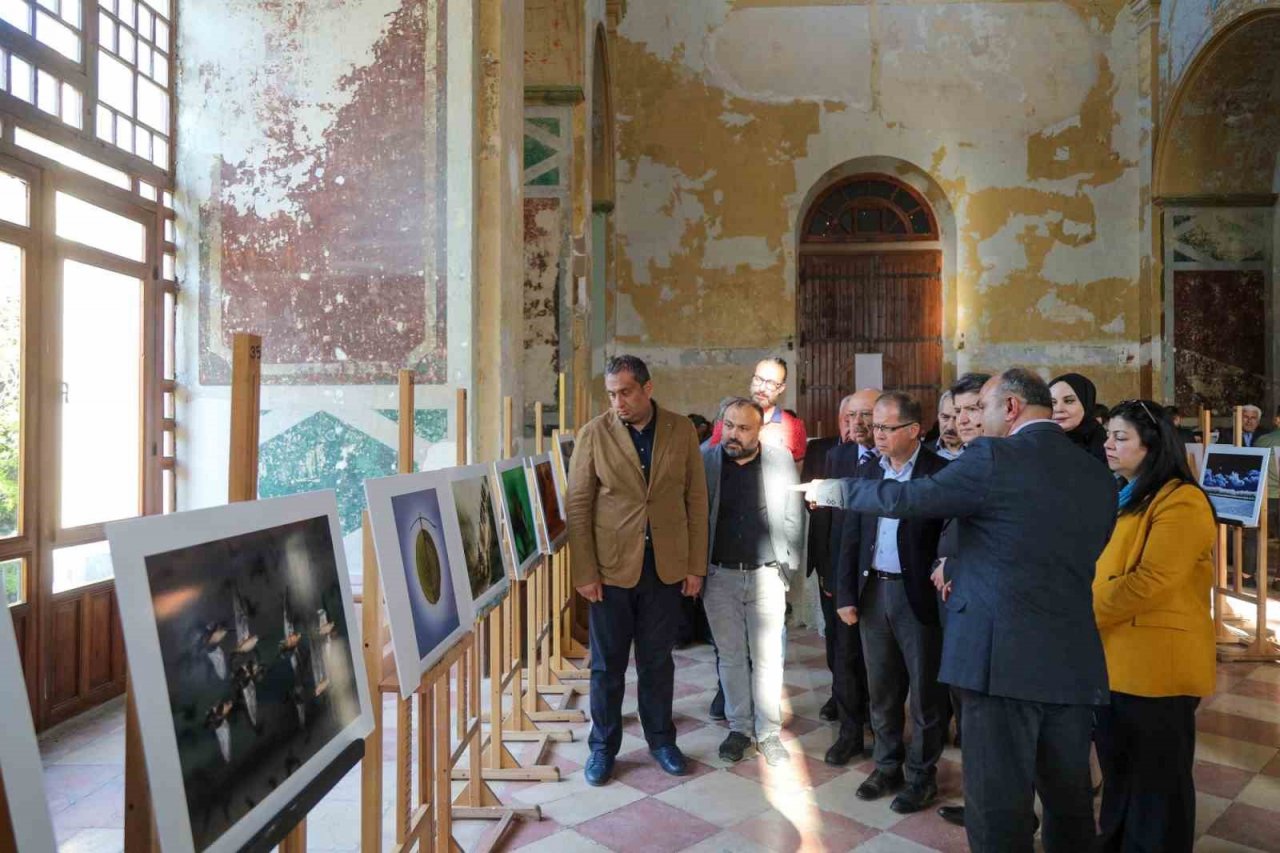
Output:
[750, 375, 783, 392]
[1119, 399, 1159, 423]
[871, 422, 919, 434]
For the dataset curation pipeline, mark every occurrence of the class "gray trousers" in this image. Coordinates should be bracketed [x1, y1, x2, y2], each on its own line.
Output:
[703, 564, 787, 740]
[859, 574, 944, 783]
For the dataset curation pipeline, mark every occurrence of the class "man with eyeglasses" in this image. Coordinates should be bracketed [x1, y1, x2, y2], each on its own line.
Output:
[805, 369, 1116, 852]
[835, 391, 949, 813]
[709, 358, 808, 463]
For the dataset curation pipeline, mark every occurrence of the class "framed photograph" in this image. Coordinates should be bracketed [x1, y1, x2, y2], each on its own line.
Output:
[551, 429, 575, 497]
[1198, 445, 1271, 527]
[495, 457, 541, 579]
[446, 463, 511, 617]
[365, 470, 477, 699]
[107, 492, 374, 853]
[0, 601, 56, 853]
[528, 453, 567, 554]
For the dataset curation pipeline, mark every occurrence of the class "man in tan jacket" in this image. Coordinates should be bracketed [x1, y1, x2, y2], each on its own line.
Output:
[567, 354, 709, 786]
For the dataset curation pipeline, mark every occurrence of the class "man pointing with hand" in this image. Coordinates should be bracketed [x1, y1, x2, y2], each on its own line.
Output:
[566, 355, 709, 787]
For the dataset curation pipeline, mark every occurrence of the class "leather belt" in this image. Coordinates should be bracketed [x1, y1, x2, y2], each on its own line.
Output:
[870, 569, 903, 581]
[715, 561, 779, 571]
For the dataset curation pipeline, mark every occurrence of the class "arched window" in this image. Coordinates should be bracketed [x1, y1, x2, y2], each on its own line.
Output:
[802, 175, 938, 243]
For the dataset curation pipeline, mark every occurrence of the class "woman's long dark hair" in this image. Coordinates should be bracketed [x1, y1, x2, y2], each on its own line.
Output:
[1108, 399, 1210, 517]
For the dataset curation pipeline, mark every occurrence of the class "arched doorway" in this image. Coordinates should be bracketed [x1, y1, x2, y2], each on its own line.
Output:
[796, 174, 943, 431]
[1155, 11, 1280, 412]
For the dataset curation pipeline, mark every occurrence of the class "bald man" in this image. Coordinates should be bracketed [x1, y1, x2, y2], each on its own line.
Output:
[820, 388, 880, 765]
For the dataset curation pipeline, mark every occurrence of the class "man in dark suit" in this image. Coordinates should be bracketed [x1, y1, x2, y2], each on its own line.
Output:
[821, 389, 880, 766]
[807, 369, 1116, 852]
[836, 391, 948, 814]
[801, 431, 840, 719]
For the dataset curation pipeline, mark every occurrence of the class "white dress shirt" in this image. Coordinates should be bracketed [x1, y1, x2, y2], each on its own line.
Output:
[871, 444, 922, 574]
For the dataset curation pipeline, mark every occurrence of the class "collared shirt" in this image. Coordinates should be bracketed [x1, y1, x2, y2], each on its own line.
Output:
[935, 439, 963, 461]
[871, 444, 922, 574]
[1010, 418, 1058, 436]
[858, 444, 879, 464]
[627, 402, 658, 483]
[712, 448, 778, 566]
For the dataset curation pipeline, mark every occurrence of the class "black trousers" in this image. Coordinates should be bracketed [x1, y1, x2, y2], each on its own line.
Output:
[588, 554, 683, 756]
[1095, 692, 1200, 853]
[820, 583, 869, 736]
[860, 576, 944, 782]
[937, 591, 962, 740]
[958, 688, 1096, 853]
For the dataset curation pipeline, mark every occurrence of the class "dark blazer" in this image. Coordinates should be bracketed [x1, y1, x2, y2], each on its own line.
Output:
[823, 442, 877, 591]
[835, 446, 949, 626]
[830, 421, 1117, 706]
[802, 436, 841, 579]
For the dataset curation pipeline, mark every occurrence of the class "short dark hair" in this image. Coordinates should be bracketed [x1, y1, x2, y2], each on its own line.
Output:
[875, 391, 923, 425]
[605, 354, 650, 385]
[950, 372, 991, 398]
[997, 368, 1053, 409]
[1164, 404, 1180, 418]
[722, 396, 764, 423]
[761, 356, 788, 380]
[687, 413, 710, 428]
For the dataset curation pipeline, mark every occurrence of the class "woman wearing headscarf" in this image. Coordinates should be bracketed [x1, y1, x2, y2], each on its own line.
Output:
[1092, 399, 1217, 853]
[1050, 373, 1108, 464]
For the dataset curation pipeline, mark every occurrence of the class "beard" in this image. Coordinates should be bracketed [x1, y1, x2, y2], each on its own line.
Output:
[723, 440, 758, 459]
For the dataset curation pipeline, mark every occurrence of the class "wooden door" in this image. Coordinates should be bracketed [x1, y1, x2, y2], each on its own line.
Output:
[797, 251, 943, 432]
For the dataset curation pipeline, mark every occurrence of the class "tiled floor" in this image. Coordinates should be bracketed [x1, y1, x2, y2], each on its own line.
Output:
[41, 628, 1280, 852]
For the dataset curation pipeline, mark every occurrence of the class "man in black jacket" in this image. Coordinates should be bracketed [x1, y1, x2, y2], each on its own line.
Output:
[808, 369, 1116, 853]
[801, 431, 841, 718]
[836, 391, 948, 814]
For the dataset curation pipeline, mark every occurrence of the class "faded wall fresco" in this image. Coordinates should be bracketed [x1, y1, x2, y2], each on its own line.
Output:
[176, 0, 460, 577]
[608, 0, 1144, 418]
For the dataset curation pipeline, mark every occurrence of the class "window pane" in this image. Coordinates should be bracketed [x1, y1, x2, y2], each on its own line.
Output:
[2, 557, 21, 605]
[52, 540, 113, 593]
[61, 0, 80, 27]
[36, 69, 57, 115]
[0, 0, 31, 34]
[10, 56, 33, 102]
[0, 173, 30, 227]
[136, 76, 166, 131]
[55, 191, 146, 261]
[0, 242, 22, 539]
[15, 128, 130, 189]
[59, 260, 141, 528]
[36, 9, 81, 61]
[97, 50, 134, 116]
[61, 81, 82, 129]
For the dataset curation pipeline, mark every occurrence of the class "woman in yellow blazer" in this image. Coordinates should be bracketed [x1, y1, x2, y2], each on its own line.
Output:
[1093, 399, 1217, 853]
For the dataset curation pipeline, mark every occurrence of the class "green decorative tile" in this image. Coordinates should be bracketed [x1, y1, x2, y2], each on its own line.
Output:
[527, 117, 560, 136]
[375, 408, 447, 442]
[529, 168, 560, 187]
[258, 411, 397, 534]
[524, 134, 556, 173]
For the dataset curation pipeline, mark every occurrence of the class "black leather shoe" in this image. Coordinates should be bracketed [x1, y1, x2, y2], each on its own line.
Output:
[584, 752, 614, 787]
[650, 744, 689, 776]
[824, 735, 864, 766]
[856, 768, 905, 801]
[819, 697, 838, 722]
[891, 778, 938, 814]
[719, 731, 751, 763]
[709, 687, 726, 721]
[938, 805, 965, 826]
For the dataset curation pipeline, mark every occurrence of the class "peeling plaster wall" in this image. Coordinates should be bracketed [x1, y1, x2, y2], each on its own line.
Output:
[176, 0, 474, 579]
[610, 0, 1144, 417]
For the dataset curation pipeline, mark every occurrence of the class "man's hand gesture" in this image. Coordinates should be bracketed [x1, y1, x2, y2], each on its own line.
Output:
[577, 581, 604, 603]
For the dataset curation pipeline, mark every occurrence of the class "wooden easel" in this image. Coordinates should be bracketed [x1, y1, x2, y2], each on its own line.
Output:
[1216, 405, 1280, 662]
[360, 380, 537, 851]
[452, 396, 569, 785]
[124, 333, 322, 851]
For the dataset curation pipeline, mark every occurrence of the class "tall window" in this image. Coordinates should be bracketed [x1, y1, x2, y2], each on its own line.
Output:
[0, 0, 175, 726]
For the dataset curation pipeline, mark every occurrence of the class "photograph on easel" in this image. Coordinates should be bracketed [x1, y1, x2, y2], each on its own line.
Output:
[0, 590, 56, 853]
[495, 457, 540, 579]
[1198, 445, 1271, 527]
[107, 492, 373, 853]
[528, 453, 567, 553]
[447, 463, 510, 616]
[365, 469, 475, 698]
[551, 429, 574, 497]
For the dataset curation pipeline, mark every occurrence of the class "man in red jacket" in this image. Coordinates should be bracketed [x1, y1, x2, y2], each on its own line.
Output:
[710, 358, 808, 463]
